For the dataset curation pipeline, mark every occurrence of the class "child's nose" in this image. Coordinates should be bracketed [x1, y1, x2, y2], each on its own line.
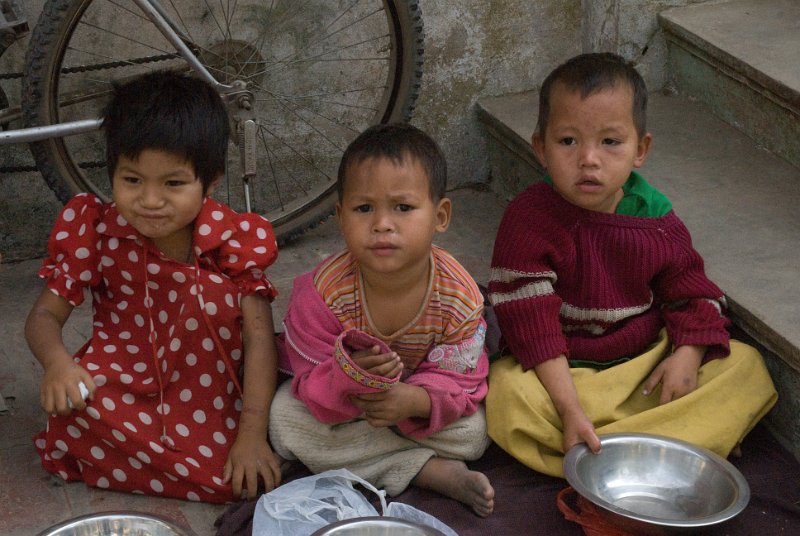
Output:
[371, 209, 394, 232]
[140, 185, 165, 208]
[579, 144, 600, 167]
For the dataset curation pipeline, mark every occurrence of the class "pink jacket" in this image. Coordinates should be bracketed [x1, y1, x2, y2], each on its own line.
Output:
[278, 271, 489, 438]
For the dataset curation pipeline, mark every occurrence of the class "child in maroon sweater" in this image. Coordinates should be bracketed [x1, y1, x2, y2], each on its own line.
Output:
[486, 52, 777, 477]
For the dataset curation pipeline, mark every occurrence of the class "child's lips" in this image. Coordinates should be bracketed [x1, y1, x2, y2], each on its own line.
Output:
[576, 177, 602, 192]
[369, 242, 397, 256]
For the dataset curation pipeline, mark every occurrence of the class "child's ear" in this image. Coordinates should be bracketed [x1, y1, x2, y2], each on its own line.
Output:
[531, 131, 547, 168]
[634, 132, 653, 168]
[205, 174, 223, 196]
[435, 196, 452, 233]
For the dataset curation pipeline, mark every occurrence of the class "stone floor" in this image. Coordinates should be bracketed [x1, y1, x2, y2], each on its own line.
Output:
[0, 186, 505, 536]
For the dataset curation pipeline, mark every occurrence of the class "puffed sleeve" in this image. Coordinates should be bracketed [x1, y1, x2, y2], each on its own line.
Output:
[215, 211, 279, 301]
[39, 194, 104, 306]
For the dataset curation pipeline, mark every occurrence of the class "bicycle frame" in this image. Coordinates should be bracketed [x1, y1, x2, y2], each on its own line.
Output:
[0, 0, 251, 145]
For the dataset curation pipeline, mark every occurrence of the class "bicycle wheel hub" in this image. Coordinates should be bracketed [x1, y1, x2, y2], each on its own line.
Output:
[199, 40, 266, 87]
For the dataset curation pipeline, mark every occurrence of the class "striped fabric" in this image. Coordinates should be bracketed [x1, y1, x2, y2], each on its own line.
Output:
[314, 246, 484, 372]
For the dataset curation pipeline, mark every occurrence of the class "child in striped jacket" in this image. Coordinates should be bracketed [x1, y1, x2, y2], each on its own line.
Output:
[269, 123, 495, 517]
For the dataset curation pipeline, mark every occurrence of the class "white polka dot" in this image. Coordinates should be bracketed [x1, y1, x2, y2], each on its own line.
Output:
[193, 410, 206, 424]
[229, 239, 242, 248]
[254, 246, 267, 254]
[103, 345, 117, 353]
[221, 230, 233, 241]
[187, 492, 200, 501]
[101, 255, 115, 266]
[96, 477, 110, 488]
[209, 274, 224, 284]
[121, 285, 134, 295]
[112, 468, 127, 482]
[147, 263, 160, 275]
[149, 441, 165, 454]
[80, 270, 92, 281]
[168, 290, 178, 302]
[169, 338, 181, 352]
[225, 294, 236, 308]
[75, 417, 90, 429]
[112, 429, 127, 442]
[117, 301, 128, 311]
[212, 476, 224, 486]
[55, 231, 69, 241]
[75, 247, 91, 259]
[67, 425, 81, 438]
[186, 457, 201, 468]
[174, 463, 189, 477]
[198, 224, 212, 236]
[128, 250, 139, 263]
[116, 215, 127, 226]
[226, 417, 236, 430]
[62, 208, 76, 222]
[121, 270, 132, 281]
[257, 228, 268, 239]
[137, 451, 151, 463]
[202, 338, 214, 351]
[86, 407, 101, 420]
[126, 345, 139, 354]
[200, 374, 213, 387]
[239, 220, 250, 231]
[212, 210, 224, 221]
[186, 353, 198, 366]
[213, 397, 225, 410]
[159, 311, 168, 324]
[213, 432, 227, 445]
[165, 472, 179, 482]
[108, 237, 119, 250]
[199, 445, 213, 458]
[218, 327, 231, 340]
[205, 302, 217, 315]
[180, 389, 192, 402]
[133, 362, 147, 373]
[150, 479, 164, 493]
[139, 412, 152, 425]
[110, 363, 122, 372]
[186, 318, 198, 331]
[176, 424, 190, 437]
[91, 446, 105, 460]
[122, 393, 135, 405]
[173, 271, 187, 283]
[110, 312, 120, 324]
[128, 457, 143, 469]
[134, 315, 145, 327]
[101, 398, 116, 411]
[124, 422, 138, 433]
[216, 361, 226, 374]
[120, 374, 133, 384]
[227, 254, 238, 264]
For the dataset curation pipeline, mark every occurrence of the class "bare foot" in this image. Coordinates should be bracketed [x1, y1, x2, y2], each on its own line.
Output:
[412, 457, 494, 517]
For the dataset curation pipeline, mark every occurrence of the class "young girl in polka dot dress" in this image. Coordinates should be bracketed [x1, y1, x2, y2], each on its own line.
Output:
[25, 70, 282, 503]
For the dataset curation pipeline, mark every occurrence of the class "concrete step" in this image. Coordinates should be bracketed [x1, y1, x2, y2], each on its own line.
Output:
[659, 0, 800, 170]
[477, 89, 800, 456]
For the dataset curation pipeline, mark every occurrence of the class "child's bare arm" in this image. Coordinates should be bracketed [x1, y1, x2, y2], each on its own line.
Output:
[351, 382, 430, 427]
[534, 355, 601, 454]
[25, 288, 95, 414]
[643, 344, 705, 404]
[223, 294, 281, 499]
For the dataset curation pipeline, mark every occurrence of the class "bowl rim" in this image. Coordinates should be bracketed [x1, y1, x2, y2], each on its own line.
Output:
[563, 432, 750, 528]
[309, 516, 447, 536]
[35, 510, 196, 536]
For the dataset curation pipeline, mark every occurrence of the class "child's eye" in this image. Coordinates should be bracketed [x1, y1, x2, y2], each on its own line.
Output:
[122, 176, 141, 184]
[559, 137, 576, 146]
[354, 204, 372, 213]
[396, 204, 413, 212]
[166, 180, 189, 187]
[602, 138, 621, 146]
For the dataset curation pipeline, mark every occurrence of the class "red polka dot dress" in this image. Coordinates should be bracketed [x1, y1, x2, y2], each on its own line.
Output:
[33, 193, 278, 503]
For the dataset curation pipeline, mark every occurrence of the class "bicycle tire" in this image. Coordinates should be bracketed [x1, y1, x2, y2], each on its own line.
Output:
[23, 0, 424, 244]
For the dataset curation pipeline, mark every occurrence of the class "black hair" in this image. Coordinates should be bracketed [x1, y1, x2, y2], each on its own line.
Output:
[337, 123, 447, 201]
[102, 70, 229, 192]
[536, 52, 648, 138]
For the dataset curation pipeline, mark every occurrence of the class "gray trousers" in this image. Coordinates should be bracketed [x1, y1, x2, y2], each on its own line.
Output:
[269, 381, 490, 496]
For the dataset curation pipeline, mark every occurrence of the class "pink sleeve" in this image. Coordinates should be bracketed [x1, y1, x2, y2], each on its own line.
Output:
[399, 318, 489, 438]
[216, 212, 279, 301]
[282, 272, 399, 423]
[39, 194, 104, 306]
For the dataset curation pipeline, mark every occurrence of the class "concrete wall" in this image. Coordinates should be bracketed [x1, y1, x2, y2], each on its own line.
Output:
[0, 0, 702, 262]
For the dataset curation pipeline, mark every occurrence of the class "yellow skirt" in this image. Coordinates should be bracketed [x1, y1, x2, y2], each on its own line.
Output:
[486, 331, 778, 477]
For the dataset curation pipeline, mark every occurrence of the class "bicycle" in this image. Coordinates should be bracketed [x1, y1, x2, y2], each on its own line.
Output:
[0, 0, 424, 244]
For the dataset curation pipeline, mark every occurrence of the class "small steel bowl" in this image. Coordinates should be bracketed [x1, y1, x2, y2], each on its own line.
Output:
[36, 511, 196, 536]
[564, 433, 749, 532]
[310, 516, 447, 536]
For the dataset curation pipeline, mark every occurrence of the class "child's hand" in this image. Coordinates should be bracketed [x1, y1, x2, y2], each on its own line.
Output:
[642, 344, 705, 404]
[224, 431, 281, 500]
[350, 382, 430, 427]
[561, 407, 602, 455]
[40, 359, 96, 415]
[350, 345, 403, 378]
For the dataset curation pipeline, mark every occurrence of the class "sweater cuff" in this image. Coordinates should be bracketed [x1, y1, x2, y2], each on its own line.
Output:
[334, 329, 400, 390]
[510, 334, 569, 371]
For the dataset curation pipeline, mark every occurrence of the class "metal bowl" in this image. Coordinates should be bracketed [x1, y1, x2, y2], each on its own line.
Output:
[310, 516, 446, 536]
[36, 511, 196, 536]
[564, 433, 749, 532]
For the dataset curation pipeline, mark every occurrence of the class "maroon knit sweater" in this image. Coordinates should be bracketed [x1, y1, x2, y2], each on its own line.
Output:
[488, 182, 730, 370]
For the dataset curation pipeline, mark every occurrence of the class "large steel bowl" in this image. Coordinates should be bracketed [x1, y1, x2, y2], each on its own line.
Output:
[311, 516, 447, 536]
[564, 433, 749, 532]
[35, 511, 196, 536]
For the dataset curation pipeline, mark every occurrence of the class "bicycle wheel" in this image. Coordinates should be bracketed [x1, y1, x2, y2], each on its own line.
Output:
[23, 0, 423, 243]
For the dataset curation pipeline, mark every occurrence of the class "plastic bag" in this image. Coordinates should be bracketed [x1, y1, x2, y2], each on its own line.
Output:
[253, 468, 458, 536]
